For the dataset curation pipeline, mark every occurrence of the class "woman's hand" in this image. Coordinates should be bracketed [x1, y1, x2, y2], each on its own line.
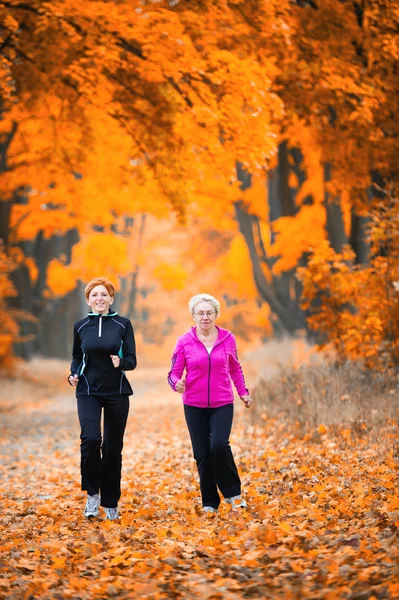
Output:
[68, 374, 79, 387]
[240, 395, 253, 409]
[110, 355, 121, 368]
[175, 376, 186, 394]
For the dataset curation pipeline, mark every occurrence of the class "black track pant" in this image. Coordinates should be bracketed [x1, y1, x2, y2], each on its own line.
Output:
[77, 394, 129, 508]
[184, 403, 241, 509]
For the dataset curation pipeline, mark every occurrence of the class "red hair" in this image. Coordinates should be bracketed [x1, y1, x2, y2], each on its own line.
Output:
[85, 277, 116, 301]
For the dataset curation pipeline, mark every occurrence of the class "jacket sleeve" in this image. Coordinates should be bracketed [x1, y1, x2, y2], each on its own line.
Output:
[228, 335, 249, 397]
[70, 323, 83, 375]
[167, 339, 185, 391]
[119, 320, 137, 371]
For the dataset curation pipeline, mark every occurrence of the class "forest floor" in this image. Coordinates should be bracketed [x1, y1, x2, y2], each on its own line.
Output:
[0, 356, 398, 599]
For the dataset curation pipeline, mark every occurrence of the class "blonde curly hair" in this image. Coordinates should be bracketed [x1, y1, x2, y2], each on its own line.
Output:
[188, 293, 220, 318]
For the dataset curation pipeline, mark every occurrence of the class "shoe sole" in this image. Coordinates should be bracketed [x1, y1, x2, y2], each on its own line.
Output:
[226, 503, 247, 510]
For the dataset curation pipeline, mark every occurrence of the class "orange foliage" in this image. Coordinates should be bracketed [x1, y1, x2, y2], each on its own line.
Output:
[152, 263, 188, 292]
[46, 260, 79, 298]
[271, 203, 326, 275]
[0, 0, 289, 332]
[298, 200, 399, 369]
[1, 0, 399, 360]
[215, 236, 259, 300]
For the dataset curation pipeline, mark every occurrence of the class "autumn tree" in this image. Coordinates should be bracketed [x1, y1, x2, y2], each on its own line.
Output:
[227, 0, 399, 349]
[0, 0, 290, 362]
[1, 0, 398, 364]
[297, 193, 399, 369]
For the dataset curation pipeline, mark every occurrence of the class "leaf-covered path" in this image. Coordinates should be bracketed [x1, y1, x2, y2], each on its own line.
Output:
[0, 362, 398, 599]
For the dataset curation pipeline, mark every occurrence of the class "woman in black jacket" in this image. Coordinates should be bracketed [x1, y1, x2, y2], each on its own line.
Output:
[68, 276, 137, 520]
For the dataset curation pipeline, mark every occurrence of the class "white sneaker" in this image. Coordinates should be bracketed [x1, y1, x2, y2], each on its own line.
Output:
[202, 506, 217, 514]
[105, 507, 119, 520]
[225, 495, 247, 509]
[84, 494, 100, 518]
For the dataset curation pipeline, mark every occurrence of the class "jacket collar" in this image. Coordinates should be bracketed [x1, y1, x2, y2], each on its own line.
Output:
[188, 325, 231, 345]
[87, 311, 118, 317]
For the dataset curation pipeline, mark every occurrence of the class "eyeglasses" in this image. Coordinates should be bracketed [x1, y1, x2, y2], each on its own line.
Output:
[194, 311, 215, 318]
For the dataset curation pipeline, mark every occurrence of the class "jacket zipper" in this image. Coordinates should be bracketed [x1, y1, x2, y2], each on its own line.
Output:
[99, 315, 102, 337]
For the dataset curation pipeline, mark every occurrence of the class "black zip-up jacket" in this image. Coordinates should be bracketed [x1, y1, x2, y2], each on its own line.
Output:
[70, 311, 137, 397]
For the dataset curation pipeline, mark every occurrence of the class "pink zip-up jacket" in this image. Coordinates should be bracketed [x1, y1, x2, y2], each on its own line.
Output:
[167, 326, 249, 408]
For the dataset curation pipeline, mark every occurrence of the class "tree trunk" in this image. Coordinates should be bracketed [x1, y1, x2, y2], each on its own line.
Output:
[0, 122, 18, 247]
[234, 200, 304, 334]
[0, 199, 12, 247]
[11, 228, 82, 358]
[235, 145, 307, 336]
[324, 163, 347, 252]
[38, 283, 85, 359]
[278, 141, 297, 217]
[350, 211, 369, 264]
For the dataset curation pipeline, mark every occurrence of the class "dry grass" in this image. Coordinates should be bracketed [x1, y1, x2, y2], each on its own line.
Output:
[241, 337, 321, 385]
[251, 355, 399, 439]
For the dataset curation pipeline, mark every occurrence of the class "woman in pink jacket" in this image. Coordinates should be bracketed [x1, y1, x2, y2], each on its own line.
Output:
[168, 293, 253, 513]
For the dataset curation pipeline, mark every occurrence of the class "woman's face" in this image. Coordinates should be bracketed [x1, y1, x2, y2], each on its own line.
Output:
[193, 301, 216, 330]
[87, 285, 114, 314]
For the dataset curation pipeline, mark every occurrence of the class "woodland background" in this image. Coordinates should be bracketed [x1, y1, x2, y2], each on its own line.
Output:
[0, 0, 398, 370]
[1, 2, 399, 599]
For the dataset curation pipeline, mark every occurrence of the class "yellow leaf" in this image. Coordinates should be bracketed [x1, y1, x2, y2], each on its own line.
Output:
[276, 521, 294, 533]
[52, 556, 67, 569]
